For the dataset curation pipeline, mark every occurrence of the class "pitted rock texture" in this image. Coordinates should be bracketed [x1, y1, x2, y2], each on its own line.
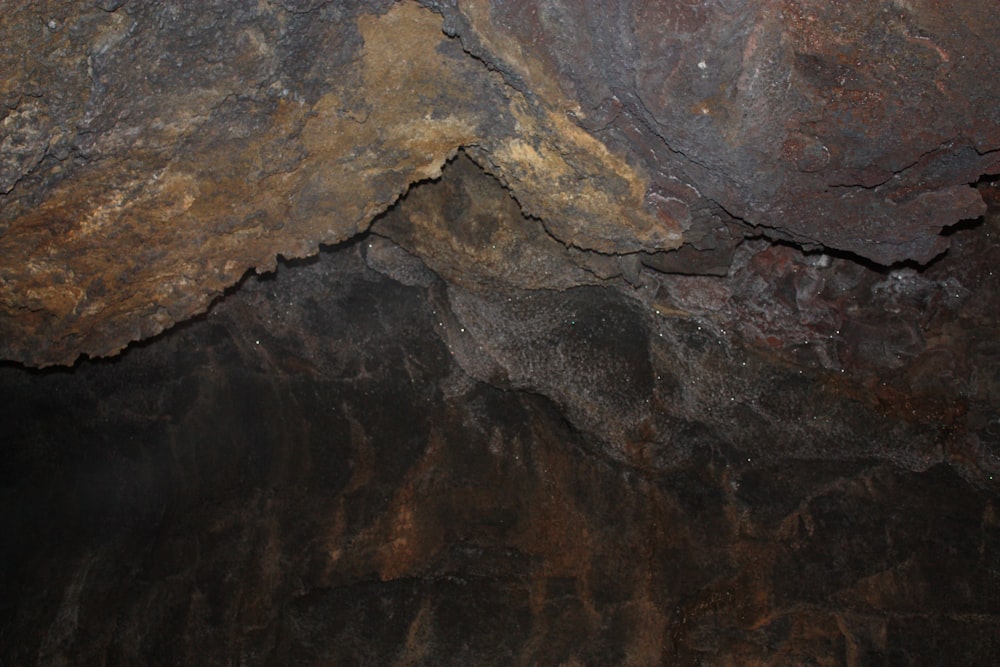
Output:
[2, 241, 998, 665]
[1, 0, 998, 366]
[2, 1, 1000, 664]
[0, 0, 676, 366]
[436, 0, 999, 261]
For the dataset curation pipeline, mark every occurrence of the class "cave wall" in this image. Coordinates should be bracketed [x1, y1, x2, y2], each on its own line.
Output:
[2, 234, 999, 664]
[1, 155, 999, 665]
[2, 0, 1000, 664]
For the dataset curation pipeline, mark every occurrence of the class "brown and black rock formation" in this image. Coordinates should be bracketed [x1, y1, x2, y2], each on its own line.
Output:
[2, 1, 999, 664]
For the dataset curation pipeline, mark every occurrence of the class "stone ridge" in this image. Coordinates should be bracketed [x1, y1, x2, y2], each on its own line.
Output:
[1, 0, 998, 366]
[440, 0, 998, 261]
[0, 1, 676, 367]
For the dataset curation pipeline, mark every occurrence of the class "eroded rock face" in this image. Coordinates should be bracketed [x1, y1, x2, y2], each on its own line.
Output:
[1, 0, 998, 366]
[440, 0, 999, 259]
[0, 0, 677, 366]
[2, 233, 999, 664]
[2, 0, 1000, 663]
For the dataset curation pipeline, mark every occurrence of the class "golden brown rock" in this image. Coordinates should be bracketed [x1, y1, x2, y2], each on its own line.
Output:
[3, 2, 1000, 664]
[0, 1, 676, 366]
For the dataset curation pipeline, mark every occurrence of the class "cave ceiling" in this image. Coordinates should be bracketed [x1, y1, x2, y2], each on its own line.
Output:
[3, 1, 1000, 663]
[1, 0, 998, 367]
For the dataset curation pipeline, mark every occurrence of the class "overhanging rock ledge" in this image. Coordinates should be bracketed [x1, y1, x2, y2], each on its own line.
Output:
[1, 0, 998, 366]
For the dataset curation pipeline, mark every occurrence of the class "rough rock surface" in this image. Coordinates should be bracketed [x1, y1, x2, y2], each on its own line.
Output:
[2, 166, 1000, 664]
[2, 0, 1000, 664]
[1, 0, 998, 366]
[3, 229, 999, 664]
[445, 0, 1000, 263]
